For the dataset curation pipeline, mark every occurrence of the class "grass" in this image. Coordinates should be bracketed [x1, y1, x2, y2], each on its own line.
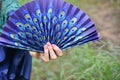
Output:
[18, 0, 120, 80]
[19, 0, 31, 5]
[31, 44, 120, 80]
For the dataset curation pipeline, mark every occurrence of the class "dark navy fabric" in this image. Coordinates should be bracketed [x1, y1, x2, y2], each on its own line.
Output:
[0, 47, 32, 80]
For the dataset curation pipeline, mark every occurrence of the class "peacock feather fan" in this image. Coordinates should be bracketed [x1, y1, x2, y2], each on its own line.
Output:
[0, 0, 99, 52]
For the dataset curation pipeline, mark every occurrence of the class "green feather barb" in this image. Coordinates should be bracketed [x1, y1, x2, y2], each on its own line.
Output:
[0, 0, 20, 34]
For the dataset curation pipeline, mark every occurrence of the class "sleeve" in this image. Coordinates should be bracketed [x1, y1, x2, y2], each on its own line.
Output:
[0, 47, 5, 62]
[0, 47, 32, 80]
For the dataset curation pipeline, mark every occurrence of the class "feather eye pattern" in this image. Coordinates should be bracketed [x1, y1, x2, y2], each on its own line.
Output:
[0, 0, 99, 52]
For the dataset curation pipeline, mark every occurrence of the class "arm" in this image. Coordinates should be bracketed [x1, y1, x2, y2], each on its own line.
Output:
[30, 42, 63, 62]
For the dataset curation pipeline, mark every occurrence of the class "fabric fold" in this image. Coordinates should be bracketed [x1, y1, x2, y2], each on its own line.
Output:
[0, 47, 32, 80]
[0, 47, 5, 62]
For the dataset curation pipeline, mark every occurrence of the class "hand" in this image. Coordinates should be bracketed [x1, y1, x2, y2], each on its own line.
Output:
[29, 42, 63, 62]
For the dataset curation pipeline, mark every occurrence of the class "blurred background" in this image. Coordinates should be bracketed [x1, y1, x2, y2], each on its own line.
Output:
[19, 0, 120, 80]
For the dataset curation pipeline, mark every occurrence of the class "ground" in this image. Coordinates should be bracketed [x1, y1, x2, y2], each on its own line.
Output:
[67, 0, 120, 46]
[91, 2, 120, 46]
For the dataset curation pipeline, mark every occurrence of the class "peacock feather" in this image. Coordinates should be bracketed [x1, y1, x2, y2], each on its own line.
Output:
[0, 0, 99, 52]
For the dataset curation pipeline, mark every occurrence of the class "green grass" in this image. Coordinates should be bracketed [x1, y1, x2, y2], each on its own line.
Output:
[19, 0, 31, 5]
[31, 44, 120, 80]
[18, 0, 120, 80]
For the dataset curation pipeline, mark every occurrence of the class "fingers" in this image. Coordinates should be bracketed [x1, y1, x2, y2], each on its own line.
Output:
[30, 42, 63, 63]
[39, 45, 49, 62]
[52, 44, 63, 57]
[29, 51, 40, 59]
[29, 45, 50, 62]
[47, 42, 57, 60]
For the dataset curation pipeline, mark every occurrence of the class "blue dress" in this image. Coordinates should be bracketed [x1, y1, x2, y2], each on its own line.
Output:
[0, 47, 32, 80]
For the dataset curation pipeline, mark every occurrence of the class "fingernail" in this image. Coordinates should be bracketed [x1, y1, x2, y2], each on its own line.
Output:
[47, 42, 51, 46]
[52, 44, 56, 47]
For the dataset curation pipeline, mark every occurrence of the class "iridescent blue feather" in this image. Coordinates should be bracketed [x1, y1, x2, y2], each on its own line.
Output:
[0, 0, 99, 52]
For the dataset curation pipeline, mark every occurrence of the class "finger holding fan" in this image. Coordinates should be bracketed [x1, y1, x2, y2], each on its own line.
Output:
[0, 0, 99, 52]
